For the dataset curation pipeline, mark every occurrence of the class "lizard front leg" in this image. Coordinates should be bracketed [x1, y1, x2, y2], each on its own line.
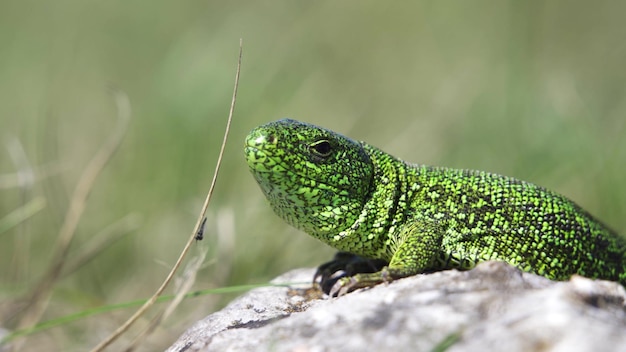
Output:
[329, 220, 444, 296]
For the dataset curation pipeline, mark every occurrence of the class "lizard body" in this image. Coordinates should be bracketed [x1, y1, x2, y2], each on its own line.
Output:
[245, 119, 626, 295]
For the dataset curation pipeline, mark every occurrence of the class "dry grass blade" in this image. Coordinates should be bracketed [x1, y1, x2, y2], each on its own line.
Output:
[12, 89, 131, 349]
[61, 214, 143, 278]
[123, 253, 206, 352]
[6, 136, 35, 191]
[7, 136, 36, 286]
[89, 38, 243, 352]
[0, 161, 65, 190]
[0, 197, 46, 236]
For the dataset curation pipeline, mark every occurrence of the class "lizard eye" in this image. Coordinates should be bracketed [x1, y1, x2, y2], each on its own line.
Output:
[309, 140, 333, 157]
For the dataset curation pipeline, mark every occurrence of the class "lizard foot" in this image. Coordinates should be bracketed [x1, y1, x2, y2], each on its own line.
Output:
[314, 252, 388, 295]
[328, 267, 394, 297]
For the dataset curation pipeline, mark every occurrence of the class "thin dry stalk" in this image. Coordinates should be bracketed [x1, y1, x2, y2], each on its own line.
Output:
[7, 137, 35, 283]
[89, 39, 243, 352]
[13, 89, 131, 349]
[123, 253, 206, 352]
[61, 214, 143, 278]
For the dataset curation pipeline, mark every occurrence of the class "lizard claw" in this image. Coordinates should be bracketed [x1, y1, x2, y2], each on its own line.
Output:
[329, 276, 359, 297]
[327, 267, 399, 297]
[314, 252, 388, 295]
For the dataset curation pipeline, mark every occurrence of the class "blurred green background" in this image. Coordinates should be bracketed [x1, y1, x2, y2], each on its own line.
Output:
[1, 1, 625, 350]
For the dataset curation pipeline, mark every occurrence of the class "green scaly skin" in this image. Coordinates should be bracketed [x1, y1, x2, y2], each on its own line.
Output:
[245, 119, 626, 296]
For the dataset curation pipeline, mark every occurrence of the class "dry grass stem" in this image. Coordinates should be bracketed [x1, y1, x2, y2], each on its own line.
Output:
[0, 197, 46, 236]
[89, 38, 243, 352]
[61, 214, 143, 278]
[13, 88, 131, 350]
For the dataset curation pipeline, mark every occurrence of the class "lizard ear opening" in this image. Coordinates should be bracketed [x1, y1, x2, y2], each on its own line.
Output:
[309, 140, 333, 158]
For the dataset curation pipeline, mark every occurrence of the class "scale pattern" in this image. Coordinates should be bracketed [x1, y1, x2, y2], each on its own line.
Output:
[245, 119, 626, 291]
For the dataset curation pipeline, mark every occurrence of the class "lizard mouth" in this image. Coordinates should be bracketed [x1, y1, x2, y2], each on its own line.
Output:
[244, 131, 274, 170]
[244, 145, 272, 172]
[244, 144, 290, 177]
[245, 133, 326, 186]
[243, 117, 376, 196]
[244, 133, 354, 212]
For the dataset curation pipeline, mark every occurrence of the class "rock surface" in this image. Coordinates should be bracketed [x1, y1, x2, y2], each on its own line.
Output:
[167, 262, 626, 352]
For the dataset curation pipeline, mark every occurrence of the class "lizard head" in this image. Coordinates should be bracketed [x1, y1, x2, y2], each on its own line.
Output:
[245, 119, 373, 240]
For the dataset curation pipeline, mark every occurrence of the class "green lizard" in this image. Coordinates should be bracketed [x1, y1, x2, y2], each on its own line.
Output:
[245, 119, 626, 296]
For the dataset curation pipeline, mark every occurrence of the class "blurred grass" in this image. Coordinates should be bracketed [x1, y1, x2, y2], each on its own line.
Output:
[1, 0, 625, 350]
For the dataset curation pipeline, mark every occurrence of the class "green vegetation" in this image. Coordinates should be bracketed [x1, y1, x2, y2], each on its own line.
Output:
[1, 1, 625, 350]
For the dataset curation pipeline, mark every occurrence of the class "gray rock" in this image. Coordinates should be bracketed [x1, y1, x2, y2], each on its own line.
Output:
[167, 261, 626, 352]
